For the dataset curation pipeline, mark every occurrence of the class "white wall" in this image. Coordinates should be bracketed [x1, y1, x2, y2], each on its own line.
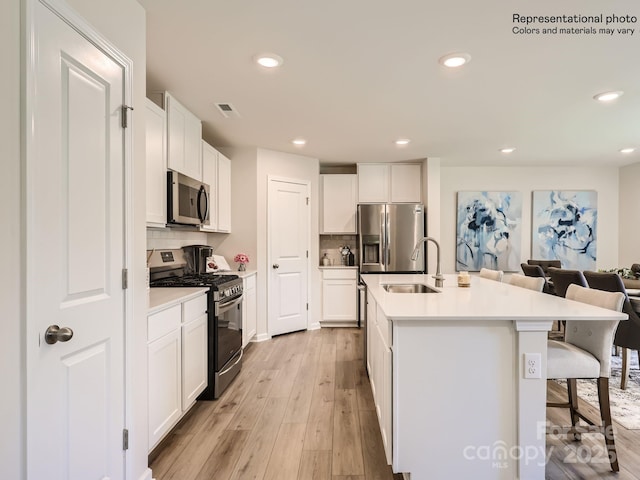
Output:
[439, 166, 620, 273]
[5, 0, 148, 479]
[619, 162, 640, 266]
[1, 0, 23, 478]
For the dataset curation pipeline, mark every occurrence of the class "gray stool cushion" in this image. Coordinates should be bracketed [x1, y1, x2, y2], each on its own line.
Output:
[547, 339, 600, 379]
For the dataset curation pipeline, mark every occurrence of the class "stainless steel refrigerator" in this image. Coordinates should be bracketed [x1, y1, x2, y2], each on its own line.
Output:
[357, 203, 426, 273]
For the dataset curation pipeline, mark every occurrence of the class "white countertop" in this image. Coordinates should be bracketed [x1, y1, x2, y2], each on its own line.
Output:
[217, 269, 257, 278]
[148, 287, 209, 314]
[318, 265, 358, 270]
[363, 273, 628, 322]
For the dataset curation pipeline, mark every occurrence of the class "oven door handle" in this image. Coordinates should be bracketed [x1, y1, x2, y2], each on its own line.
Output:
[215, 295, 243, 316]
[218, 348, 243, 376]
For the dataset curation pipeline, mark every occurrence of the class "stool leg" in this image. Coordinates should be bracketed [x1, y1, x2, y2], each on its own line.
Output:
[597, 377, 619, 472]
[621, 348, 630, 390]
[567, 378, 581, 441]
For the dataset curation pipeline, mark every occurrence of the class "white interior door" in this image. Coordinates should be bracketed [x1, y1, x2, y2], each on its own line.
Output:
[26, 1, 127, 479]
[268, 178, 310, 336]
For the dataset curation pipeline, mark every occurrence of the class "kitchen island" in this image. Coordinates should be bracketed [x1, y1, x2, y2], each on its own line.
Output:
[362, 273, 627, 480]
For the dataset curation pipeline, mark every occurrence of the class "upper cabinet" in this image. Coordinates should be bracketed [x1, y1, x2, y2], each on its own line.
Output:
[357, 163, 421, 203]
[166, 92, 202, 181]
[145, 98, 167, 227]
[321, 174, 357, 234]
[200, 141, 232, 233]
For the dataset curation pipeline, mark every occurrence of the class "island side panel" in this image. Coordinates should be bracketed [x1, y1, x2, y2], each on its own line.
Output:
[393, 320, 517, 480]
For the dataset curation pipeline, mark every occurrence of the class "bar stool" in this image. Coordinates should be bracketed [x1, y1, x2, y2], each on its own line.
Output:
[478, 268, 503, 282]
[546, 284, 625, 472]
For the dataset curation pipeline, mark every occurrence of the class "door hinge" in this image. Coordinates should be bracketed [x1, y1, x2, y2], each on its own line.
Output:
[122, 429, 129, 450]
[122, 268, 128, 289]
[306, 197, 309, 205]
[306, 303, 309, 310]
[306, 250, 309, 258]
[121, 105, 134, 128]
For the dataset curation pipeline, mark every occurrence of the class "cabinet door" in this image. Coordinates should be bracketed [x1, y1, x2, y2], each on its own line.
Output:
[321, 175, 357, 233]
[322, 279, 357, 321]
[148, 329, 181, 451]
[242, 275, 257, 347]
[390, 164, 421, 203]
[181, 314, 208, 410]
[145, 99, 167, 227]
[381, 344, 393, 464]
[166, 92, 202, 180]
[217, 153, 232, 232]
[200, 141, 218, 231]
[358, 164, 390, 203]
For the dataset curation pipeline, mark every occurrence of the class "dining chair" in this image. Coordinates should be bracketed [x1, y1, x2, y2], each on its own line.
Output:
[508, 273, 544, 292]
[547, 267, 587, 298]
[478, 268, 503, 282]
[527, 259, 561, 275]
[521, 263, 554, 295]
[546, 284, 625, 472]
[584, 270, 640, 390]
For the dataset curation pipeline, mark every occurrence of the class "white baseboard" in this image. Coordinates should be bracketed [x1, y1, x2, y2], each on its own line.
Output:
[138, 467, 153, 480]
[319, 320, 360, 328]
[308, 321, 321, 331]
[254, 333, 271, 342]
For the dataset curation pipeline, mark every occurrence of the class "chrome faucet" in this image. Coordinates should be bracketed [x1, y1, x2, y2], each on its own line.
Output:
[411, 237, 444, 287]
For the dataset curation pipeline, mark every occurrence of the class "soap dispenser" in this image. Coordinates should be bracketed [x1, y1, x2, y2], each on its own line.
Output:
[322, 253, 330, 266]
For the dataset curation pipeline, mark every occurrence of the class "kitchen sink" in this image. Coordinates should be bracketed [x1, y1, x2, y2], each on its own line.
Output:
[381, 283, 439, 294]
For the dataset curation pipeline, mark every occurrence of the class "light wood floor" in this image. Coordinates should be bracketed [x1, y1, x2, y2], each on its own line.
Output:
[150, 328, 640, 480]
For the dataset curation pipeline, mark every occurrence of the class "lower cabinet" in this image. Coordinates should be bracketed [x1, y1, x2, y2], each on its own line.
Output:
[321, 268, 357, 325]
[148, 293, 208, 452]
[367, 295, 393, 464]
[242, 273, 257, 347]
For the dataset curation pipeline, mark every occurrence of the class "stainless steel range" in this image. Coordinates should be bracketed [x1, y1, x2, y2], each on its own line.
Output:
[149, 248, 243, 399]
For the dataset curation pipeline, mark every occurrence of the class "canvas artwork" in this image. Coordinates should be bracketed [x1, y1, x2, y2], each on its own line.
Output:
[531, 190, 597, 270]
[456, 191, 522, 272]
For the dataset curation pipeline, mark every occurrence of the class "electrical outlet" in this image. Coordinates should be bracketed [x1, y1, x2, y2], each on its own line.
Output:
[524, 353, 542, 379]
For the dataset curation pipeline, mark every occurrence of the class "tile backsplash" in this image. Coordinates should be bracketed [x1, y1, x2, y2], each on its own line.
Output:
[319, 235, 358, 267]
[147, 227, 210, 250]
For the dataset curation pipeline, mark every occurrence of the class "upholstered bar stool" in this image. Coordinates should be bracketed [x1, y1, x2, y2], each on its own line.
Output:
[547, 267, 587, 298]
[527, 259, 561, 275]
[584, 271, 640, 390]
[478, 268, 503, 282]
[546, 284, 625, 472]
[508, 273, 544, 292]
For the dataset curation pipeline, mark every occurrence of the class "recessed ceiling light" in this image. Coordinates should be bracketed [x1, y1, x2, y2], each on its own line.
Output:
[395, 139, 411, 146]
[439, 52, 471, 68]
[255, 53, 283, 68]
[500, 147, 516, 154]
[620, 147, 635, 154]
[593, 91, 623, 102]
[292, 138, 306, 146]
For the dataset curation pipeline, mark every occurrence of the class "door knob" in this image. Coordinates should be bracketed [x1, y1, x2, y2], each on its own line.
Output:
[272, 264, 280, 269]
[45, 325, 74, 345]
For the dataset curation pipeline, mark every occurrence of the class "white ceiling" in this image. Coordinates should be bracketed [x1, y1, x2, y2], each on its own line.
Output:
[139, 0, 640, 167]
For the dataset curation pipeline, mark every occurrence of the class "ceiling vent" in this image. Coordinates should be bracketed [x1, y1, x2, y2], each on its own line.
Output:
[215, 103, 240, 118]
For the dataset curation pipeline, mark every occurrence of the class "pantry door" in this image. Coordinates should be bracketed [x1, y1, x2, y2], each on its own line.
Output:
[25, 0, 130, 479]
[268, 177, 310, 336]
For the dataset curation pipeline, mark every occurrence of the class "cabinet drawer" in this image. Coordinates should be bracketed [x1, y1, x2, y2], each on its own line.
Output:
[244, 274, 256, 291]
[148, 304, 181, 342]
[183, 294, 208, 323]
[377, 304, 392, 348]
[322, 269, 357, 280]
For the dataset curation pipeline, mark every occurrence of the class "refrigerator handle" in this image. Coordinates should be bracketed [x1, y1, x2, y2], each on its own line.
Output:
[384, 209, 390, 268]
[380, 208, 386, 270]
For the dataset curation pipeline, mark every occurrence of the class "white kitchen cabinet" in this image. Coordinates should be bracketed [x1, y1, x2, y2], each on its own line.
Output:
[166, 91, 202, 181]
[145, 98, 167, 227]
[358, 163, 390, 203]
[148, 292, 208, 452]
[321, 269, 357, 324]
[358, 162, 421, 203]
[320, 174, 357, 234]
[181, 294, 208, 410]
[217, 152, 232, 232]
[147, 305, 182, 451]
[366, 296, 392, 465]
[200, 141, 232, 233]
[242, 273, 257, 347]
[390, 163, 421, 203]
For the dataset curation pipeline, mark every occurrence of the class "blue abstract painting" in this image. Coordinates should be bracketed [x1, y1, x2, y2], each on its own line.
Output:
[532, 190, 597, 270]
[456, 191, 522, 272]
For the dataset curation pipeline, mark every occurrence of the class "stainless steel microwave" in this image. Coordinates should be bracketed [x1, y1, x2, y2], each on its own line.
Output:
[167, 171, 210, 226]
